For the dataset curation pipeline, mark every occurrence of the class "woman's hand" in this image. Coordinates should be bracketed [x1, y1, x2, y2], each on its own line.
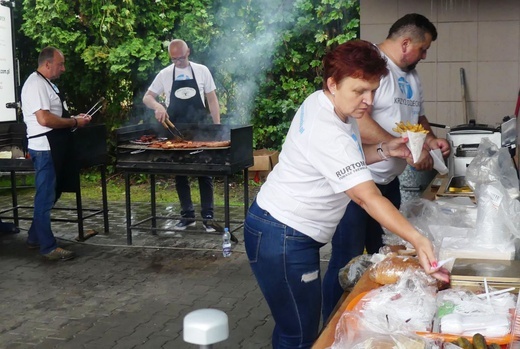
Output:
[411, 233, 450, 283]
[384, 136, 411, 159]
[408, 147, 433, 170]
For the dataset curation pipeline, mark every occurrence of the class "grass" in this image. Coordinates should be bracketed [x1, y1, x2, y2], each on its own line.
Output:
[0, 172, 261, 206]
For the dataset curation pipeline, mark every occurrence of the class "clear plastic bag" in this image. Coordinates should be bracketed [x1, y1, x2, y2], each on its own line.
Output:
[465, 137, 519, 199]
[382, 198, 476, 249]
[330, 311, 441, 349]
[338, 254, 374, 292]
[368, 254, 423, 285]
[352, 270, 438, 333]
[473, 181, 520, 244]
[436, 287, 516, 337]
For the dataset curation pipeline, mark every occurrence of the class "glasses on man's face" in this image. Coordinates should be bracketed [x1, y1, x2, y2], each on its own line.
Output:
[171, 55, 187, 63]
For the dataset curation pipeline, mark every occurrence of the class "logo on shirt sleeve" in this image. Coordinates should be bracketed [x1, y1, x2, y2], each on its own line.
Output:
[335, 160, 367, 180]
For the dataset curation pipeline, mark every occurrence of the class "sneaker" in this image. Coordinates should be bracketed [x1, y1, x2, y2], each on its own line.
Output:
[26, 241, 40, 249]
[202, 219, 223, 233]
[43, 247, 76, 261]
[173, 218, 196, 231]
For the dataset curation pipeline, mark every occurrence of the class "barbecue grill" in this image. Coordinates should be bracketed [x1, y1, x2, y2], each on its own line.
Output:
[115, 122, 253, 244]
[0, 122, 109, 240]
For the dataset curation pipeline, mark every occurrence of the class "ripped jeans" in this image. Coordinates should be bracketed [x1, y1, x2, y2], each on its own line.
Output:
[244, 200, 325, 349]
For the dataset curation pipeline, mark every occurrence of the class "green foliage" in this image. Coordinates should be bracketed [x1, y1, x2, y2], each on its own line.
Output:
[18, 0, 359, 156]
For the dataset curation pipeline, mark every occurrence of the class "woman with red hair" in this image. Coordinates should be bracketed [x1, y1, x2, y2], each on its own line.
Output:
[243, 40, 449, 349]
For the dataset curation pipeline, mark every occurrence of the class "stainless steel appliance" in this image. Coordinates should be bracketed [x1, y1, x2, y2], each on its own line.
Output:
[447, 120, 502, 177]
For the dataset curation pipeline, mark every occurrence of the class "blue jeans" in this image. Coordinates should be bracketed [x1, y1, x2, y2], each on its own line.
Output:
[321, 177, 401, 323]
[28, 149, 58, 254]
[175, 175, 214, 218]
[244, 200, 325, 349]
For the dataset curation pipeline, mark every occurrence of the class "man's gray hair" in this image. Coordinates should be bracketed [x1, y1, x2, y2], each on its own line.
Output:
[38, 46, 61, 66]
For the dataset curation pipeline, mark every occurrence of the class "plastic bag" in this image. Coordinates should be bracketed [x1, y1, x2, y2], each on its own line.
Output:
[368, 254, 423, 285]
[338, 254, 374, 292]
[436, 287, 516, 337]
[330, 311, 441, 349]
[473, 181, 520, 244]
[352, 270, 438, 333]
[465, 137, 519, 199]
[382, 198, 476, 249]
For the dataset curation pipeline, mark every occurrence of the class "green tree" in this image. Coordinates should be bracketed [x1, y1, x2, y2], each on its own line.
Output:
[18, 0, 359, 153]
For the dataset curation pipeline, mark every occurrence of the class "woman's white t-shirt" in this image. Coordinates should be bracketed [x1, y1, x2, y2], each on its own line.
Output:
[256, 90, 373, 243]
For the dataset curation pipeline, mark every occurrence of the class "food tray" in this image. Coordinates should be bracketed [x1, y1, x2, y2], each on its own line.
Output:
[435, 175, 475, 198]
[129, 137, 167, 145]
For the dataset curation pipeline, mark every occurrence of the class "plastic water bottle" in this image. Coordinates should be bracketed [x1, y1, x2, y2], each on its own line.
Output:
[222, 228, 232, 257]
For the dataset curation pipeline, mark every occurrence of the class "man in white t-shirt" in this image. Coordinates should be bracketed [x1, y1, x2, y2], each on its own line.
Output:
[22, 47, 91, 261]
[322, 14, 451, 322]
[143, 39, 222, 233]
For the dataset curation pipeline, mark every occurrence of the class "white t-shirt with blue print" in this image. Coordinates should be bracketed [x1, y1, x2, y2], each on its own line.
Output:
[368, 49, 425, 184]
[257, 90, 373, 243]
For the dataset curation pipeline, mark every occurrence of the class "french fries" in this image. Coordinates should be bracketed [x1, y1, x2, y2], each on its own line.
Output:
[392, 121, 429, 134]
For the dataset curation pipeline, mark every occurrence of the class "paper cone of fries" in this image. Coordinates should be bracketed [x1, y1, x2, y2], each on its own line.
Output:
[404, 130, 427, 163]
[393, 122, 429, 164]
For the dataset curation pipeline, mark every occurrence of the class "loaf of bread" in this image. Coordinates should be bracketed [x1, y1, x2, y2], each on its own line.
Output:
[368, 254, 422, 285]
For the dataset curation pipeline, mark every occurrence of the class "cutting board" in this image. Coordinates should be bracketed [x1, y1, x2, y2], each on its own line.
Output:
[451, 258, 520, 284]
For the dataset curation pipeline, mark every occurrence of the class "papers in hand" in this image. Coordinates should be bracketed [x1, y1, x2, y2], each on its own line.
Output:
[429, 148, 449, 175]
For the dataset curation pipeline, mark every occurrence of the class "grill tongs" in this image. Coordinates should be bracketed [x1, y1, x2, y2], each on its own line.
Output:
[72, 97, 105, 132]
[161, 118, 184, 140]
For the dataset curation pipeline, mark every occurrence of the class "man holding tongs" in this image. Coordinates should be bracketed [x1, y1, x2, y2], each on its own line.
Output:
[142, 39, 223, 233]
[21, 46, 98, 261]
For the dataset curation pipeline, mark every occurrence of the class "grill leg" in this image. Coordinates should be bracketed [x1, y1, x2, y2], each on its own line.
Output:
[125, 172, 132, 245]
[151, 174, 157, 233]
[224, 175, 229, 229]
[10, 170, 19, 226]
[101, 166, 109, 233]
[76, 183, 84, 241]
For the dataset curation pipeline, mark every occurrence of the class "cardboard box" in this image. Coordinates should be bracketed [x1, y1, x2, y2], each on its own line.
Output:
[248, 149, 279, 181]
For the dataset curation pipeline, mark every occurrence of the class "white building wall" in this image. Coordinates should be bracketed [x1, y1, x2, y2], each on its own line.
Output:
[360, 0, 520, 136]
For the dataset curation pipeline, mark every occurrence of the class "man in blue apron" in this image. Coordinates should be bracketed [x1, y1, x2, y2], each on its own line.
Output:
[143, 39, 222, 233]
[21, 47, 92, 261]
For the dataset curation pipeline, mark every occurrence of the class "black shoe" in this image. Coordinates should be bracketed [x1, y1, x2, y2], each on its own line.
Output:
[173, 218, 196, 231]
[202, 219, 223, 233]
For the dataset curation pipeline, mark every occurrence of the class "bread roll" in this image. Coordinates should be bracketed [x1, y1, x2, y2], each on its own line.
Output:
[368, 255, 422, 285]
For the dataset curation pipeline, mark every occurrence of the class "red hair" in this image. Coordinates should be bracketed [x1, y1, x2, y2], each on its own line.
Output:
[322, 40, 388, 91]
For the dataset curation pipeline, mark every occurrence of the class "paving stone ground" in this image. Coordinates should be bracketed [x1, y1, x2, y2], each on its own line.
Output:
[0, 191, 332, 349]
